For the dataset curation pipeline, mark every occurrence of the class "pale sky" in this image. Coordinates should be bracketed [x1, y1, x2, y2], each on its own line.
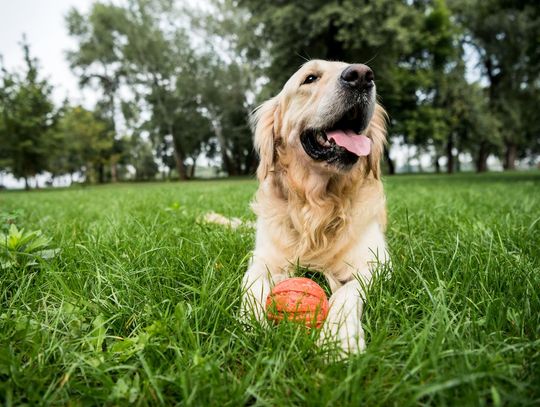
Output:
[1, 0, 100, 188]
[0, 0, 96, 106]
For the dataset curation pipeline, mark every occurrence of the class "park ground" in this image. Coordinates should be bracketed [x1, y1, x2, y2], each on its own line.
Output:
[0, 172, 539, 405]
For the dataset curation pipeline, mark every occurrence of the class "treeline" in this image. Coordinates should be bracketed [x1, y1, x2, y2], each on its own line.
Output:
[1, 0, 539, 188]
[237, 0, 540, 173]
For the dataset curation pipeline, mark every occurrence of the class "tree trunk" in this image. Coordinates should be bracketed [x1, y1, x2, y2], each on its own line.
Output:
[243, 150, 255, 175]
[476, 143, 489, 173]
[172, 140, 188, 180]
[189, 156, 197, 179]
[86, 163, 94, 184]
[325, 19, 344, 60]
[222, 149, 238, 176]
[213, 119, 237, 176]
[384, 147, 395, 175]
[24, 176, 30, 190]
[503, 142, 517, 170]
[110, 162, 118, 182]
[167, 123, 188, 181]
[222, 149, 235, 175]
[98, 164, 106, 183]
[247, 150, 258, 175]
[446, 135, 454, 174]
[434, 155, 440, 173]
[173, 150, 187, 180]
[455, 149, 461, 172]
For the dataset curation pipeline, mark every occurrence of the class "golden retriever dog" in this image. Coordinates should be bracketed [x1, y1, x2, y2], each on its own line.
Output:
[241, 59, 389, 354]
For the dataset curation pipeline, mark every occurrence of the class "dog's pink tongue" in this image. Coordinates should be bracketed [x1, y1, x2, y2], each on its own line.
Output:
[326, 130, 371, 156]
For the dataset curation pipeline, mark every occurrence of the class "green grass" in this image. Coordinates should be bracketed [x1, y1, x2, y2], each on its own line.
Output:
[1, 172, 539, 406]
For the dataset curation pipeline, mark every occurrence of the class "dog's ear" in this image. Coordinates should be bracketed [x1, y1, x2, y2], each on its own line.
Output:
[251, 97, 281, 181]
[366, 104, 388, 179]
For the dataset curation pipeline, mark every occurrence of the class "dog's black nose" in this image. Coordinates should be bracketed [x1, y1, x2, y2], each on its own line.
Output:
[340, 64, 374, 90]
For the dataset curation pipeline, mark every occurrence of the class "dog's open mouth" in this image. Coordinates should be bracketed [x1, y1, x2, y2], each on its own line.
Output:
[300, 104, 372, 168]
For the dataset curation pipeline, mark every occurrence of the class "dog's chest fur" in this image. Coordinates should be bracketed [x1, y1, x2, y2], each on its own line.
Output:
[253, 173, 386, 277]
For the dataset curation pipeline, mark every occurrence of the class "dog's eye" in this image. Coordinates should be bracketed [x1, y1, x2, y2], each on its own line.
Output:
[302, 74, 319, 85]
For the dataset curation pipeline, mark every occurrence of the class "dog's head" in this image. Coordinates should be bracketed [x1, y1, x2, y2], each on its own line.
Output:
[253, 60, 387, 182]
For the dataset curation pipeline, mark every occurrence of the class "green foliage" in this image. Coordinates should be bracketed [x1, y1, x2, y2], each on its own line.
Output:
[65, 0, 257, 180]
[66, 3, 129, 182]
[236, 0, 467, 171]
[0, 40, 57, 187]
[198, 60, 256, 175]
[450, 0, 540, 168]
[0, 209, 22, 233]
[127, 135, 158, 181]
[2, 0, 537, 182]
[50, 106, 111, 182]
[238, 0, 422, 92]
[0, 224, 59, 269]
[235, 0, 539, 171]
[0, 174, 538, 404]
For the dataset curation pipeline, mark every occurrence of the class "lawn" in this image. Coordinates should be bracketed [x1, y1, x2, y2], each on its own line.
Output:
[1, 172, 539, 406]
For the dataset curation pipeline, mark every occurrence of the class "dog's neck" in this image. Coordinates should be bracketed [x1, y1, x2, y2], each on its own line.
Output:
[271, 159, 365, 204]
[267, 162, 367, 255]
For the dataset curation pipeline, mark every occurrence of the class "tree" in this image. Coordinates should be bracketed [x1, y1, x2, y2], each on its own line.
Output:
[121, 0, 256, 178]
[66, 3, 128, 182]
[399, 0, 458, 173]
[127, 134, 158, 181]
[195, 1, 264, 175]
[68, 0, 217, 180]
[121, 0, 206, 179]
[198, 60, 255, 175]
[236, 0, 462, 174]
[0, 40, 57, 189]
[451, 0, 540, 170]
[53, 106, 112, 183]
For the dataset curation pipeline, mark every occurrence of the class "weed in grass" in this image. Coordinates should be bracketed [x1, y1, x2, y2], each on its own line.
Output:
[1, 224, 60, 269]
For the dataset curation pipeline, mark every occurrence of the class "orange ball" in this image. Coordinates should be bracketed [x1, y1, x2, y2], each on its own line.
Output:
[266, 277, 329, 328]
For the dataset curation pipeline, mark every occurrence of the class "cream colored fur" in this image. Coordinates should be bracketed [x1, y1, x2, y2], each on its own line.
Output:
[242, 60, 390, 354]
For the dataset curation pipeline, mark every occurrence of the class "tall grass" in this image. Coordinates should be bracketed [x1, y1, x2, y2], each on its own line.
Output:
[1, 172, 539, 405]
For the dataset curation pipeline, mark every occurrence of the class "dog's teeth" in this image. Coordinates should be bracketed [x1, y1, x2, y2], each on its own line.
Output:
[316, 133, 331, 147]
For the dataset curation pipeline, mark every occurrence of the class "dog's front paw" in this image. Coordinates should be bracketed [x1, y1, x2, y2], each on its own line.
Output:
[239, 294, 267, 325]
[319, 318, 366, 355]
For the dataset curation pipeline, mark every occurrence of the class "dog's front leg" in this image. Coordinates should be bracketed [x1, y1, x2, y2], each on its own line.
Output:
[240, 258, 288, 322]
[320, 278, 366, 354]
